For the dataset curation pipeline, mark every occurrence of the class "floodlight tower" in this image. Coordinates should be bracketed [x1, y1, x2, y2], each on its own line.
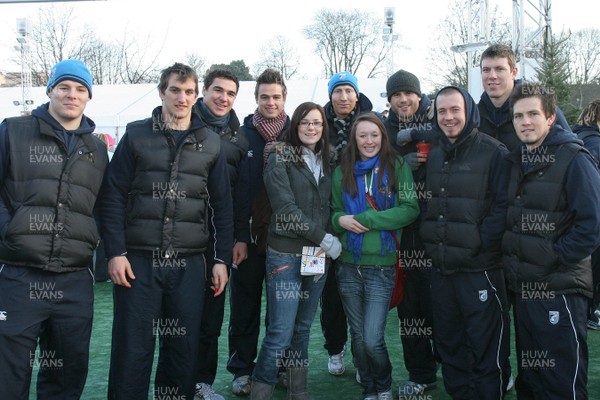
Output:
[16, 18, 33, 115]
[512, 0, 552, 80]
[383, 7, 398, 76]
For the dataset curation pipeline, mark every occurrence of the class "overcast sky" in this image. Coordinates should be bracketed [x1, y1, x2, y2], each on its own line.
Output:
[0, 0, 597, 92]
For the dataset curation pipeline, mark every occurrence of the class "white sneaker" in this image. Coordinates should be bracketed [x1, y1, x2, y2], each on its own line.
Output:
[506, 373, 515, 391]
[378, 389, 393, 400]
[194, 383, 225, 400]
[231, 375, 251, 396]
[328, 346, 346, 375]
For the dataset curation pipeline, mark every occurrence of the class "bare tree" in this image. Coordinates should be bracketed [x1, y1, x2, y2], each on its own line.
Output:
[425, 0, 510, 91]
[22, 5, 164, 86]
[565, 28, 600, 85]
[183, 52, 208, 78]
[303, 9, 389, 78]
[29, 5, 80, 85]
[253, 35, 300, 80]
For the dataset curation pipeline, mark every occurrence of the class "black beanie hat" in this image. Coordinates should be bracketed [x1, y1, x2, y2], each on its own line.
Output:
[386, 70, 421, 102]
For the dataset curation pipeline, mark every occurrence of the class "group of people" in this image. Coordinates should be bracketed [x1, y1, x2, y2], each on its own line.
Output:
[0, 42, 599, 400]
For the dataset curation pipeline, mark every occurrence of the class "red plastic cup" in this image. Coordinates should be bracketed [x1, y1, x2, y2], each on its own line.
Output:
[416, 142, 431, 157]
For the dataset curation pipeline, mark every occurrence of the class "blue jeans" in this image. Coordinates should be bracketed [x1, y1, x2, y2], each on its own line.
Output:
[336, 262, 395, 396]
[253, 247, 328, 385]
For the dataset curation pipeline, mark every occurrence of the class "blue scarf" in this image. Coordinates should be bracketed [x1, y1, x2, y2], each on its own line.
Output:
[343, 154, 396, 262]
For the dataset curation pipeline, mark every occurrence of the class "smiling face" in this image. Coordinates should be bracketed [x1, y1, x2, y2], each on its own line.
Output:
[354, 120, 382, 160]
[436, 90, 466, 143]
[47, 80, 90, 130]
[331, 84, 358, 119]
[159, 74, 198, 129]
[256, 83, 286, 119]
[512, 96, 556, 149]
[202, 77, 237, 117]
[389, 91, 421, 121]
[298, 109, 323, 151]
[481, 56, 518, 107]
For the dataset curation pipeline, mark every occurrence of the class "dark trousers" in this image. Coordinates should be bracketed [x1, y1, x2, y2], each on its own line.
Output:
[589, 248, 600, 317]
[320, 264, 348, 356]
[227, 244, 265, 378]
[514, 292, 588, 400]
[431, 268, 510, 400]
[196, 263, 227, 385]
[0, 264, 94, 400]
[396, 227, 437, 384]
[108, 251, 206, 400]
[93, 239, 109, 282]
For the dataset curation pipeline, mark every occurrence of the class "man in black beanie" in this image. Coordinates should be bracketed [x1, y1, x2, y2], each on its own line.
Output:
[383, 69, 439, 396]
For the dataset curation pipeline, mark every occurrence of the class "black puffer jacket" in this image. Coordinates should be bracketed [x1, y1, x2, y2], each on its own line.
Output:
[0, 104, 108, 271]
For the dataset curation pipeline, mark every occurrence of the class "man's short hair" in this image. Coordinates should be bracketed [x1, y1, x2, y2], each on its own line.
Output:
[254, 69, 287, 100]
[203, 69, 240, 93]
[481, 44, 517, 71]
[509, 82, 556, 119]
[158, 63, 199, 95]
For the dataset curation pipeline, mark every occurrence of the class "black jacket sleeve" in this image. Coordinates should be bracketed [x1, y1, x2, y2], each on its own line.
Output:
[207, 147, 234, 266]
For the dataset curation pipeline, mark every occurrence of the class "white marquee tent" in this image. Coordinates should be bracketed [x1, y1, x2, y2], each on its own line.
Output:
[0, 78, 389, 142]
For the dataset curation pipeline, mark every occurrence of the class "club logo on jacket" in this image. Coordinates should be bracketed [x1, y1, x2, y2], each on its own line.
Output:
[0, 311, 6, 321]
[549, 311, 559, 325]
[479, 290, 488, 302]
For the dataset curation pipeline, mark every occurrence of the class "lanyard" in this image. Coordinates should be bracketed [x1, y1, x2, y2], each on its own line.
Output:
[363, 172, 373, 195]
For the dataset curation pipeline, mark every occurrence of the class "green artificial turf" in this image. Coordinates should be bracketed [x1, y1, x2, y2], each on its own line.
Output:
[28, 281, 600, 399]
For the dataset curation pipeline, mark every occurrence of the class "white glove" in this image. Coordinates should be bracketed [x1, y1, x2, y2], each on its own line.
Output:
[320, 233, 342, 260]
[396, 129, 413, 146]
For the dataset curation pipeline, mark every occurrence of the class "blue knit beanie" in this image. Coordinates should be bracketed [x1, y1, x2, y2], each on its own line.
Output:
[328, 71, 359, 99]
[46, 60, 93, 99]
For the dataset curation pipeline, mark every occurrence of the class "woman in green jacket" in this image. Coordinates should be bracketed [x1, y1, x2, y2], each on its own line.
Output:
[331, 113, 419, 400]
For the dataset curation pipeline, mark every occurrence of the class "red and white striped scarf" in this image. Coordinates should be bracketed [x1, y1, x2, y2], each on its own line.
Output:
[252, 109, 287, 166]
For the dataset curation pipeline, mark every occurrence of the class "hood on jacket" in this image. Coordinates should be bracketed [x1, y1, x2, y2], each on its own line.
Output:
[434, 86, 480, 149]
[32, 102, 96, 135]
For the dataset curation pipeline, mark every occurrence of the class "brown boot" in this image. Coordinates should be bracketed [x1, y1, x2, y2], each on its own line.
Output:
[250, 380, 274, 400]
[287, 368, 311, 400]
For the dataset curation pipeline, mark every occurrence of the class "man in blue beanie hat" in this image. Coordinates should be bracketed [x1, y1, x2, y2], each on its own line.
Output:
[0, 59, 108, 399]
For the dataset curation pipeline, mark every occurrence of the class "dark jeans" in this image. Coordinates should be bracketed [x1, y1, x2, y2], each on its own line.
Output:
[227, 244, 266, 379]
[108, 251, 206, 400]
[336, 263, 395, 396]
[320, 265, 348, 356]
[0, 265, 94, 400]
